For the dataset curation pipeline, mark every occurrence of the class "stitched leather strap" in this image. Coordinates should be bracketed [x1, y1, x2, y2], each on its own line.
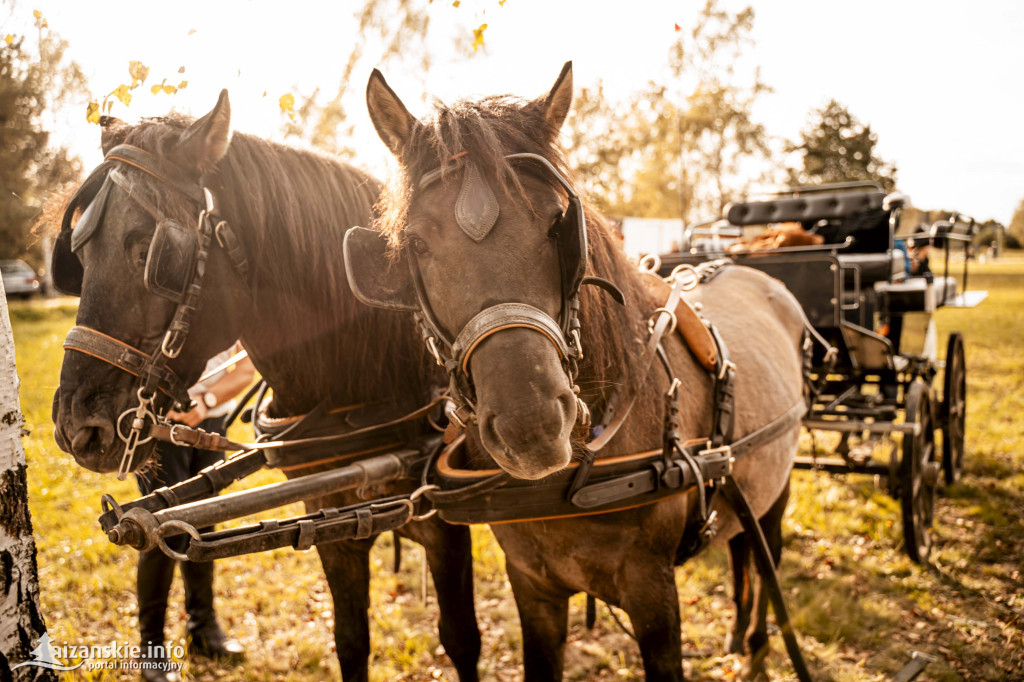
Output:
[452, 302, 570, 375]
[104, 145, 206, 204]
[63, 326, 189, 403]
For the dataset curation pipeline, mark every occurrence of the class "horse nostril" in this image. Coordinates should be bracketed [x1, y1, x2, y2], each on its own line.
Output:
[71, 422, 114, 459]
[556, 389, 576, 422]
[481, 412, 504, 451]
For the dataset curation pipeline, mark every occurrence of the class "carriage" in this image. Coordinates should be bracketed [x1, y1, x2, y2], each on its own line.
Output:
[657, 181, 986, 563]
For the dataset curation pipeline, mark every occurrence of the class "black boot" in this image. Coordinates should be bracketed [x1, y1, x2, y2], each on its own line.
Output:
[137, 549, 181, 682]
[182, 558, 245, 662]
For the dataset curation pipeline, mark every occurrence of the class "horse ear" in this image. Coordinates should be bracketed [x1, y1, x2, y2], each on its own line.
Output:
[343, 227, 418, 311]
[100, 116, 128, 155]
[366, 69, 417, 157]
[177, 89, 232, 173]
[534, 61, 573, 138]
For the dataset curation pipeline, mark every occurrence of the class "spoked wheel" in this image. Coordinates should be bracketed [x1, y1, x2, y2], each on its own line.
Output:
[901, 381, 940, 563]
[941, 332, 967, 485]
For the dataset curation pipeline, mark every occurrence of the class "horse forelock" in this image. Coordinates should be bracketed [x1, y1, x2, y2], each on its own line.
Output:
[373, 93, 660, 430]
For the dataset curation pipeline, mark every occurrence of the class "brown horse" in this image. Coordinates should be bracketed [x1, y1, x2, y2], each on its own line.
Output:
[356, 64, 807, 679]
[50, 93, 480, 681]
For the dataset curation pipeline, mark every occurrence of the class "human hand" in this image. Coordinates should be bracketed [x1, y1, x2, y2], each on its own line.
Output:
[167, 400, 208, 427]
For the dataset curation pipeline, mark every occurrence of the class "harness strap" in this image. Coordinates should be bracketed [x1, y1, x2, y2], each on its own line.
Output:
[63, 326, 189, 404]
[584, 272, 691, 453]
[718, 477, 813, 682]
[104, 145, 205, 204]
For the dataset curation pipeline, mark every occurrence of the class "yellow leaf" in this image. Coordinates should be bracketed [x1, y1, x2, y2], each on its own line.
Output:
[86, 101, 101, 124]
[452, 0, 460, 6]
[111, 84, 132, 107]
[41, 18, 47, 28]
[188, 28, 197, 35]
[177, 80, 188, 89]
[128, 60, 149, 88]
[32, 9, 41, 19]
[163, 84, 177, 94]
[279, 93, 295, 113]
[150, 83, 162, 95]
[499, 0, 506, 5]
[3, 34, 13, 45]
[472, 23, 487, 52]
[177, 66, 185, 73]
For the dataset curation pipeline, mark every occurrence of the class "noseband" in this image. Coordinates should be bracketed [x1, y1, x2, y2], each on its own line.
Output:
[409, 153, 592, 432]
[54, 144, 250, 478]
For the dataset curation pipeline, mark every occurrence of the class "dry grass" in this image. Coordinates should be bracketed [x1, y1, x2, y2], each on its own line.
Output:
[8, 254, 1024, 680]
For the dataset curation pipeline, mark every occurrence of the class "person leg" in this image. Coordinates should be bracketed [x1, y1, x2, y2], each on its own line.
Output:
[178, 416, 243, 660]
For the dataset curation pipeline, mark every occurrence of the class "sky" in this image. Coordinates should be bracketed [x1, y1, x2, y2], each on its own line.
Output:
[5, 0, 1023, 224]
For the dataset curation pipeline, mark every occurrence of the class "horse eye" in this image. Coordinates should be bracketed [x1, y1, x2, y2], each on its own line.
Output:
[126, 237, 151, 270]
[409, 235, 430, 255]
[548, 212, 565, 240]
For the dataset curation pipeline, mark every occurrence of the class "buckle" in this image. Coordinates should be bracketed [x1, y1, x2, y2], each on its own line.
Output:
[168, 424, 191, 446]
[697, 442, 734, 479]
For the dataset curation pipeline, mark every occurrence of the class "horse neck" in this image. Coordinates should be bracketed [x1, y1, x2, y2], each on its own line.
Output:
[209, 150, 430, 417]
[576, 232, 714, 455]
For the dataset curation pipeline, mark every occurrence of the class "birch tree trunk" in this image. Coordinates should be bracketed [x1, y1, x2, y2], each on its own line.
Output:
[0, 281, 54, 681]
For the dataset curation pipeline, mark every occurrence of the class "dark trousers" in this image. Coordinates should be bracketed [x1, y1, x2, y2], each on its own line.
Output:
[136, 416, 225, 648]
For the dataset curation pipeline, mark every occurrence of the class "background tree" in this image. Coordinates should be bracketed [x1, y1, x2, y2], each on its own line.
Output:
[1007, 198, 1024, 248]
[0, 8, 87, 266]
[787, 99, 897, 191]
[562, 0, 770, 222]
[281, 0, 480, 158]
[0, 281, 54, 681]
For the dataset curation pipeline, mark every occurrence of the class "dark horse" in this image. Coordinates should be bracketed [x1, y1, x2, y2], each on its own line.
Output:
[354, 64, 807, 679]
[50, 92, 480, 681]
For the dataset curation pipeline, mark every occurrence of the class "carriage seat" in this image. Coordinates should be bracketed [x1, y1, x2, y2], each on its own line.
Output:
[876, 276, 957, 313]
[836, 251, 906, 288]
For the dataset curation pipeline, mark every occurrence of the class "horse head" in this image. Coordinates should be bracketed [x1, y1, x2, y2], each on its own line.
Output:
[52, 91, 249, 474]
[350, 63, 600, 480]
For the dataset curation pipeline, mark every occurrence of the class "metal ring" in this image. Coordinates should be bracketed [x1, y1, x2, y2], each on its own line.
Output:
[409, 484, 440, 502]
[638, 253, 662, 273]
[161, 329, 182, 358]
[425, 337, 445, 367]
[155, 520, 202, 562]
[115, 407, 155, 446]
[100, 494, 123, 518]
[669, 264, 699, 290]
[648, 307, 678, 336]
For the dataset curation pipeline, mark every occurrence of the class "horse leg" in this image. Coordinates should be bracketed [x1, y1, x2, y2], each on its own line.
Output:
[506, 564, 570, 682]
[314, 539, 374, 682]
[744, 481, 791, 679]
[418, 523, 481, 682]
[621, 564, 685, 682]
[725, 531, 754, 655]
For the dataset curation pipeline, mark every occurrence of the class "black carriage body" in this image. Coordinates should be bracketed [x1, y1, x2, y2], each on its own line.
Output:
[658, 183, 980, 562]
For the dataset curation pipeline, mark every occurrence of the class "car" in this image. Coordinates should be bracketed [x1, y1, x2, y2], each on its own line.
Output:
[1, 259, 41, 299]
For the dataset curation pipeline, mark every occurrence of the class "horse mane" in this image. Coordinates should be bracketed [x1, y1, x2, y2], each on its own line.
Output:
[374, 95, 659, 419]
[111, 114, 431, 408]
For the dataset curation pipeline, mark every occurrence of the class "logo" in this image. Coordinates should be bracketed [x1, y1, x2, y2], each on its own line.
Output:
[12, 633, 185, 673]
[11, 633, 83, 672]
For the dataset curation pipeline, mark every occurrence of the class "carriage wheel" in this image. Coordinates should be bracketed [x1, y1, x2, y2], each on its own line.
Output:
[941, 332, 967, 485]
[900, 381, 939, 563]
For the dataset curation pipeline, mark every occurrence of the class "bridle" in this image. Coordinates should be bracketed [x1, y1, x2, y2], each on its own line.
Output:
[53, 144, 250, 479]
[407, 153, 597, 433]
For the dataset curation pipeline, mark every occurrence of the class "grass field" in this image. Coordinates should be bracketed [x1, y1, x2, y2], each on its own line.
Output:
[8, 256, 1024, 681]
